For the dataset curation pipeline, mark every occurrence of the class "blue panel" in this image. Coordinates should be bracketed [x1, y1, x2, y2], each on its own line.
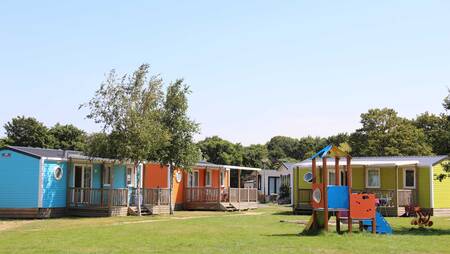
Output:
[0, 149, 40, 208]
[92, 163, 102, 188]
[113, 165, 127, 188]
[42, 160, 67, 208]
[327, 185, 349, 209]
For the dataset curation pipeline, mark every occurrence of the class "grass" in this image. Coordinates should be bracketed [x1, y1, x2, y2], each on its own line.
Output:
[1, 205, 450, 254]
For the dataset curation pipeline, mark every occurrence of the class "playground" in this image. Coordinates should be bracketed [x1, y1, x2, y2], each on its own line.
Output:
[1, 206, 450, 254]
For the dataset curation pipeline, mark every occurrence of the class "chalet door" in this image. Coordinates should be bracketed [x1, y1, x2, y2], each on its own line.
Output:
[73, 165, 92, 203]
[268, 177, 278, 195]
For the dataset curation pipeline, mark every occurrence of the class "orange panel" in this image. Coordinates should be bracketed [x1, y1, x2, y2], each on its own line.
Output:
[311, 183, 324, 209]
[350, 193, 376, 219]
[171, 168, 184, 204]
[143, 163, 168, 188]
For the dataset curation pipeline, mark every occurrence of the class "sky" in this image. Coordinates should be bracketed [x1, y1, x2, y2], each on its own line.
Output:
[0, 1, 449, 145]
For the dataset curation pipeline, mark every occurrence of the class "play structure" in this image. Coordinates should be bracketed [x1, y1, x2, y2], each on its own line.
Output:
[303, 145, 393, 234]
[409, 206, 433, 228]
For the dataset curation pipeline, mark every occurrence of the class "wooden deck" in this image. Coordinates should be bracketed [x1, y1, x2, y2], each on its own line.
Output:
[185, 187, 258, 211]
[67, 187, 171, 217]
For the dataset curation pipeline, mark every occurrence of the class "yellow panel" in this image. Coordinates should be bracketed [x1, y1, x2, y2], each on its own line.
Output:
[433, 160, 450, 208]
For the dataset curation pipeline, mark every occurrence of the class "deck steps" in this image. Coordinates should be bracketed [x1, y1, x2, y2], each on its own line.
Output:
[220, 203, 238, 211]
[128, 206, 152, 216]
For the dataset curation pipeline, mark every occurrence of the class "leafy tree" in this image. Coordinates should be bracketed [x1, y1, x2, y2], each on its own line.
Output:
[4, 116, 53, 148]
[49, 123, 87, 151]
[0, 138, 7, 147]
[266, 136, 299, 162]
[349, 108, 433, 156]
[157, 80, 201, 214]
[242, 144, 268, 168]
[84, 132, 115, 158]
[414, 112, 449, 155]
[443, 89, 450, 113]
[198, 136, 243, 165]
[296, 136, 327, 160]
[82, 64, 169, 215]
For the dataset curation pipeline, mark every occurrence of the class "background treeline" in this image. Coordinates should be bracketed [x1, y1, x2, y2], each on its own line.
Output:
[1, 90, 449, 168]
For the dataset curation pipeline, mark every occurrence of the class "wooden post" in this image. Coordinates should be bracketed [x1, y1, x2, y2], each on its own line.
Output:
[335, 157, 340, 233]
[100, 163, 104, 207]
[323, 157, 328, 231]
[238, 169, 241, 210]
[108, 165, 114, 209]
[312, 158, 316, 184]
[395, 165, 399, 215]
[347, 156, 352, 234]
[66, 158, 72, 208]
[372, 217, 377, 234]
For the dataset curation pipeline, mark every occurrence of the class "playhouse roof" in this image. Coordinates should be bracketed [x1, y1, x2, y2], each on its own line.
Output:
[309, 145, 350, 160]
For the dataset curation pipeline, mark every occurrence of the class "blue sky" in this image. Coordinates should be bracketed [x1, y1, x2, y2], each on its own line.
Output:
[0, 1, 448, 145]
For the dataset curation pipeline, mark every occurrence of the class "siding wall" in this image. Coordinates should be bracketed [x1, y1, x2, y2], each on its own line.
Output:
[0, 149, 39, 208]
[433, 160, 450, 208]
[42, 160, 67, 208]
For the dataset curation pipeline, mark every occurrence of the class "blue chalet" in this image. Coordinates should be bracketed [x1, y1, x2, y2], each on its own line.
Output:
[0, 146, 141, 218]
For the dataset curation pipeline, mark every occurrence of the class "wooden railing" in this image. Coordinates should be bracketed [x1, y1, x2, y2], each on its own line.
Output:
[129, 188, 170, 206]
[229, 188, 258, 203]
[185, 187, 258, 203]
[185, 187, 221, 202]
[296, 188, 312, 206]
[398, 189, 416, 206]
[68, 187, 128, 208]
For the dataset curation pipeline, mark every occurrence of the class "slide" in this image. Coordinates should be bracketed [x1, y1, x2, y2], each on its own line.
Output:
[362, 212, 393, 234]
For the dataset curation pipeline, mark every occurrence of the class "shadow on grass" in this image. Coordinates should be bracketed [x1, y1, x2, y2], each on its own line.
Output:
[271, 211, 295, 216]
[394, 227, 450, 236]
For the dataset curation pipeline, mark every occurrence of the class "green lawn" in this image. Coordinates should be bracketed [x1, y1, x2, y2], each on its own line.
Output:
[1, 206, 450, 254]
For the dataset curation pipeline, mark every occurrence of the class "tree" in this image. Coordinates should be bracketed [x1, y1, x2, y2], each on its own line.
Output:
[4, 116, 53, 148]
[414, 112, 449, 155]
[82, 64, 169, 215]
[197, 136, 243, 165]
[266, 136, 299, 162]
[443, 88, 450, 113]
[0, 138, 7, 147]
[157, 80, 201, 215]
[49, 123, 87, 151]
[242, 144, 268, 168]
[349, 108, 433, 156]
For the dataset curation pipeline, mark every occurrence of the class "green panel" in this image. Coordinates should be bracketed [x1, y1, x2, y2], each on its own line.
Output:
[380, 167, 396, 189]
[417, 166, 430, 208]
[352, 167, 364, 189]
[433, 160, 450, 208]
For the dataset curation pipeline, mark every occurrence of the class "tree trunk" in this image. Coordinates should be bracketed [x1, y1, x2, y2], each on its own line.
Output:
[169, 163, 174, 215]
[136, 162, 142, 216]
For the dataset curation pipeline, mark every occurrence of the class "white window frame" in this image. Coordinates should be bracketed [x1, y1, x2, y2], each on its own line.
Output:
[366, 168, 381, 188]
[188, 170, 199, 187]
[327, 167, 345, 185]
[403, 168, 416, 189]
[205, 170, 212, 187]
[126, 167, 135, 187]
[103, 165, 112, 186]
[72, 164, 93, 188]
[220, 171, 225, 187]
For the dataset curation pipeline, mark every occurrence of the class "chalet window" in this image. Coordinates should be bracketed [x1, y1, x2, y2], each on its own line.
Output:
[205, 170, 211, 186]
[126, 167, 134, 186]
[257, 175, 262, 190]
[404, 168, 416, 189]
[103, 166, 111, 185]
[220, 171, 225, 186]
[366, 168, 380, 188]
[328, 170, 336, 185]
[188, 171, 199, 187]
[54, 166, 63, 181]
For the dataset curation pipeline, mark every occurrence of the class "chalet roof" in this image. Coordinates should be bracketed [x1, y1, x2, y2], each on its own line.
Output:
[3, 146, 82, 159]
[296, 155, 448, 168]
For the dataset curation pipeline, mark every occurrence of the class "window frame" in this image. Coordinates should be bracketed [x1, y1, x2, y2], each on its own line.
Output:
[205, 170, 212, 187]
[365, 168, 381, 188]
[188, 170, 199, 187]
[220, 171, 225, 187]
[103, 165, 112, 186]
[403, 168, 416, 189]
[126, 167, 135, 187]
